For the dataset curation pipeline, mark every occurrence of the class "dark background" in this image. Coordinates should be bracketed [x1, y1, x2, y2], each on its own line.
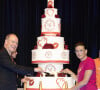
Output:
[0, 0, 100, 86]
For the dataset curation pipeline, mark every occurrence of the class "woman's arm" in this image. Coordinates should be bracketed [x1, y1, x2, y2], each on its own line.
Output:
[71, 70, 93, 90]
[61, 68, 77, 81]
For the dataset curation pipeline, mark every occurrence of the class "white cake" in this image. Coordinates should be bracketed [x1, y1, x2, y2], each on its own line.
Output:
[25, 0, 75, 89]
[37, 36, 64, 49]
[26, 77, 75, 90]
[32, 49, 69, 63]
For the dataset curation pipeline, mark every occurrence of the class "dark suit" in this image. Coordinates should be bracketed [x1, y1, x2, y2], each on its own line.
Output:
[0, 47, 34, 90]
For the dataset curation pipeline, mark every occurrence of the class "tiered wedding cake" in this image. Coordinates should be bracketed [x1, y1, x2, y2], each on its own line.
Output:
[26, 0, 75, 90]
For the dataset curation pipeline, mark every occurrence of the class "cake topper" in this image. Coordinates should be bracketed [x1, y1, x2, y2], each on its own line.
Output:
[47, 0, 54, 8]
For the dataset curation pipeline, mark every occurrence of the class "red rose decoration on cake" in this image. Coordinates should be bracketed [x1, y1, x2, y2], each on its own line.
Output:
[43, 43, 54, 49]
[48, 0, 54, 8]
[41, 14, 46, 18]
[55, 15, 59, 18]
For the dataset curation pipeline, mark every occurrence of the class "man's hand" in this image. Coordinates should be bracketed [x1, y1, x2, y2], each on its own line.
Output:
[21, 76, 31, 83]
[34, 67, 44, 72]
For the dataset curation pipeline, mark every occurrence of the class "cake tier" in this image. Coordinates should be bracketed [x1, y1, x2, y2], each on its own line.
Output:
[38, 63, 63, 73]
[45, 8, 57, 17]
[32, 49, 69, 64]
[41, 8, 61, 36]
[37, 36, 64, 49]
[26, 77, 75, 90]
[41, 17, 61, 35]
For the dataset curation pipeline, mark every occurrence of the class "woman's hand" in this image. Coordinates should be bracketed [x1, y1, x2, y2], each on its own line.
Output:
[61, 68, 73, 75]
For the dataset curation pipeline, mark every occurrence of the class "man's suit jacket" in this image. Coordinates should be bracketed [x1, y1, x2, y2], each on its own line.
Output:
[0, 47, 34, 90]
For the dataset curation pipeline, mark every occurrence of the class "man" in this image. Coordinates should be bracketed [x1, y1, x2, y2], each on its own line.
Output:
[61, 42, 97, 90]
[94, 50, 100, 90]
[0, 33, 43, 90]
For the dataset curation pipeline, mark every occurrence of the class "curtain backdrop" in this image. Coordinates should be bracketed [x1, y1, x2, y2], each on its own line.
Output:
[0, 0, 100, 74]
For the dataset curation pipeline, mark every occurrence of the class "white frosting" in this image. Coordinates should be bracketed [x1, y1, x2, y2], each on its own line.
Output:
[37, 36, 64, 49]
[32, 49, 69, 64]
[38, 63, 63, 72]
[26, 77, 75, 89]
[41, 18, 61, 35]
[45, 8, 57, 17]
